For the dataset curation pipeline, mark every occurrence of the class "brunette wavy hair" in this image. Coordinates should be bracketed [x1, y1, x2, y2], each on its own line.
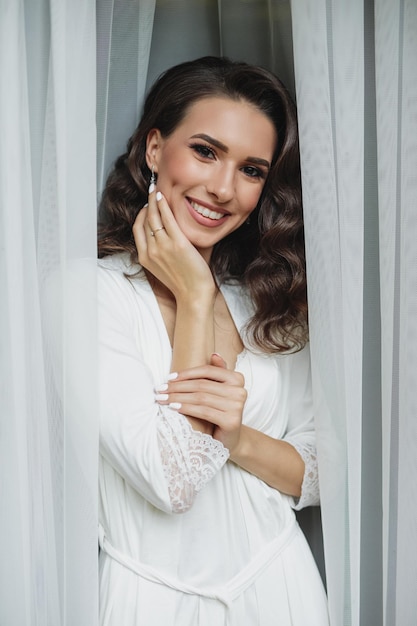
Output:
[98, 56, 307, 353]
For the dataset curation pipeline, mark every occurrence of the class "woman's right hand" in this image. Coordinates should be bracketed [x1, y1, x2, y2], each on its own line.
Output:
[133, 188, 216, 302]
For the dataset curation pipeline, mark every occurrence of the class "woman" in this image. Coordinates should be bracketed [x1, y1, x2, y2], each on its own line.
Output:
[97, 56, 329, 625]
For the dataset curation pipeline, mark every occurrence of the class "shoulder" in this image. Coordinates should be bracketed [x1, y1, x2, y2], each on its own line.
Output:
[97, 253, 152, 320]
[98, 251, 141, 277]
[276, 342, 312, 387]
[98, 252, 146, 293]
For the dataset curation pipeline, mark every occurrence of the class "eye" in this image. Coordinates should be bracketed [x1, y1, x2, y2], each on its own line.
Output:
[190, 143, 216, 160]
[241, 165, 265, 179]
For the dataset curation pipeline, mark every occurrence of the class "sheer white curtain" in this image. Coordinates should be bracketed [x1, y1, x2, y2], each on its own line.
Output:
[291, 0, 417, 624]
[0, 1, 98, 625]
[3, 0, 415, 624]
[376, 1, 417, 623]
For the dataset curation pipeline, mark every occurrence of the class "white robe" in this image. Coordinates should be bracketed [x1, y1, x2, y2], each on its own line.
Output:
[98, 253, 329, 625]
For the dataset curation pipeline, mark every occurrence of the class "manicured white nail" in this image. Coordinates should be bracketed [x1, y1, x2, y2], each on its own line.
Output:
[167, 372, 178, 380]
[155, 383, 168, 392]
[169, 402, 182, 410]
[156, 191, 163, 202]
[155, 393, 169, 401]
[149, 182, 155, 194]
[143, 202, 149, 208]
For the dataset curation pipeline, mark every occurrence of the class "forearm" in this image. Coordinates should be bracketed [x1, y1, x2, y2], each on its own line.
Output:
[229, 425, 305, 497]
[171, 293, 216, 434]
[171, 295, 216, 371]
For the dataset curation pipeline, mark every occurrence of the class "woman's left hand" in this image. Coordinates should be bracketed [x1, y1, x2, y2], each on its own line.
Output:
[155, 354, 247, 454]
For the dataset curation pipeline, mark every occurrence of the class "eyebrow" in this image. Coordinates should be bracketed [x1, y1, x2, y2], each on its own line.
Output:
[190, 133, 271, 169]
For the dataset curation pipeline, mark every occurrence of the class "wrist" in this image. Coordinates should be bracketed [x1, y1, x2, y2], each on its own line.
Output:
[175, 291, 217, 316]
[227, 426, 249, 462]
[175, 285, 217, 306]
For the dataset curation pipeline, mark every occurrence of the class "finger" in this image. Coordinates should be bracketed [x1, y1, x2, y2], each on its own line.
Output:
[155, 380, 247, 417]
[171, 365, 245, 386]
[166, 401, 243, 431]
[146, 187, 165, 234]
[157, 385, 247, 408]
[133, 203, 148, 230]
[148, 224, 166, 238]
[158, 379, 246, 401]
[210, 353, 227, 369]
[133, 205, 150, 252]
[151, 191, 185, 240]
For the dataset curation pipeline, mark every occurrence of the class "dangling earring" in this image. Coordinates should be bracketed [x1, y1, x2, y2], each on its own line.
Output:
[149, 165, 157, 193]
[150, 165, 156, 186]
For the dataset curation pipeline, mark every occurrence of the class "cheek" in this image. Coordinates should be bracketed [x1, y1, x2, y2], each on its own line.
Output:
[158, 147, 198, 187]
[241, 185, 264, 214]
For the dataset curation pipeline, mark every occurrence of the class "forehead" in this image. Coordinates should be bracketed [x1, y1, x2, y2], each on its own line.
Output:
[172, 96, 277, 158]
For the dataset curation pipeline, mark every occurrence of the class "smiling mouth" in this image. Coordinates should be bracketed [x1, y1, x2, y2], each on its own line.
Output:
[189, 199, 229, 221]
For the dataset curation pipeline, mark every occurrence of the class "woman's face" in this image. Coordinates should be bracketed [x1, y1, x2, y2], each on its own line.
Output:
[147, 96, 277, 262]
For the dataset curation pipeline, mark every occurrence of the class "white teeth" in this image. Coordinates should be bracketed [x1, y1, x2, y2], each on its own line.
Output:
[190, 201, 224, 220]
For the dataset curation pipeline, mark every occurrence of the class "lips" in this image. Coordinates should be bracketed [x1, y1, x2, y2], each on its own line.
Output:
[186, 198, 230, 228]
[189, 200, 225, 220]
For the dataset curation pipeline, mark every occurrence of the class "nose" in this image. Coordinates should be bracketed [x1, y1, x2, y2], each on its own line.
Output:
[206, 164, 235, 203]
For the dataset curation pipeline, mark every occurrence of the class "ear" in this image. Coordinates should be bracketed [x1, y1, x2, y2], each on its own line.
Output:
[145, 129, 163, 172]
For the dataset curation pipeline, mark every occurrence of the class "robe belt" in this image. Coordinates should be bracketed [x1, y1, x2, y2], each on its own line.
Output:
[99, 518, 299, 613]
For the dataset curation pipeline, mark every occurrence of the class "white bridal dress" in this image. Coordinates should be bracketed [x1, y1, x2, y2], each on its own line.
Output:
[98, 253, 329, 626]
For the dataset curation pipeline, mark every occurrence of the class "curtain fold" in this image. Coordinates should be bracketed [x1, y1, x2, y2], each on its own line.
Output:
[291, 2, 365, 620]
[0, 1, 98, 624]
[96, 0, 156, 192]
[375, 1, 417, 623]
[292, 0, 417, 623]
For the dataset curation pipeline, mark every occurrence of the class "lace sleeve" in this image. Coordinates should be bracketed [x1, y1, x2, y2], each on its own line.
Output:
[156, 408, 229, 513]
[286, 441, 320, 510]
